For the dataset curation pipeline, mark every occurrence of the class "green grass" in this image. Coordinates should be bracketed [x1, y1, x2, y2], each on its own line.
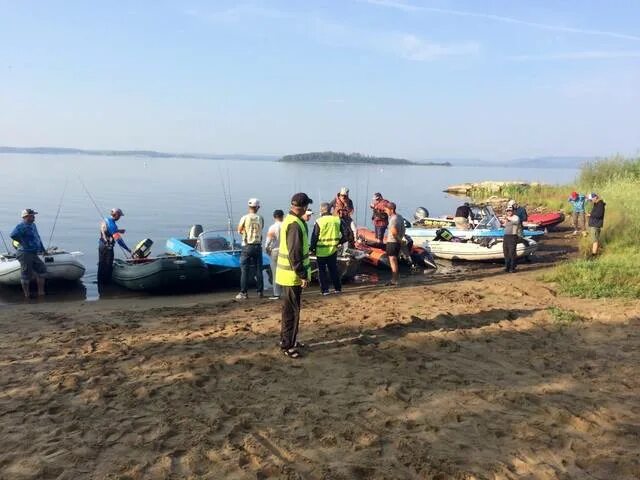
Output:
[467, 156, 640, 298]
[547, 306, 583, 325]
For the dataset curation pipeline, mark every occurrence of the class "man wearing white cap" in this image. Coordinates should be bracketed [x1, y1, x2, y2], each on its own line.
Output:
[236, 198, 264, 299]
[329, 186, 356, 246]
[10, 209, 47, 298]
[98, 207, 131, 283]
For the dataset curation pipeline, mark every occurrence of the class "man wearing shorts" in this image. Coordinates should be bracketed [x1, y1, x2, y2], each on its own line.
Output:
[384, 202, 405, 286]
[10, 208, 47, 298]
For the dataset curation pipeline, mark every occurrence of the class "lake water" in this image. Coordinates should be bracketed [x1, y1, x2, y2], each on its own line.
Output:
[0, 154, 579, 302]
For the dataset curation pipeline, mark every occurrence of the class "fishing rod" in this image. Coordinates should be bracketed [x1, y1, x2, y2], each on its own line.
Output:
[218, 167, 235, 250]
[364, 168, 371, 228]
[0, 231, 10, 254]
[79, 177, 130, 258]
[47, 178, 69, 250]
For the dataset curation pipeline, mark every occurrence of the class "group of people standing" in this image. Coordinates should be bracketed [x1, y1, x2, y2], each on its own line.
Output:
[568, 191, 606, 256]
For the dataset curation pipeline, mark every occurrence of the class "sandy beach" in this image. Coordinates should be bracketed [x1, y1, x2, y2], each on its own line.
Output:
[1, 231, 639, 479]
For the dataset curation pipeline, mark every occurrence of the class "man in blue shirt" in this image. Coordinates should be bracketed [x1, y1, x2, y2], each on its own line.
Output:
[568, 191, 586, 235]
[10, 208, 47, 298]
[98, 208, 131, 283]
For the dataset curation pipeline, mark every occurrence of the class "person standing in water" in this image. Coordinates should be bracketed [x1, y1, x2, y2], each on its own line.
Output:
[98, 208, 131, 283]
[10, 209, 47, 298]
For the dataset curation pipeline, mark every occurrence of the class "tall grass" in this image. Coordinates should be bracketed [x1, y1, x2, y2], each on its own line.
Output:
[544, 156, 640, 299]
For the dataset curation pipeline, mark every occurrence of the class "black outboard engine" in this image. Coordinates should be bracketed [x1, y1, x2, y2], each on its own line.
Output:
[434, 228, 454, 242]
[188, 224, 204, 239]
[132, 238, 153, 259]
[414, 207, 429, 221]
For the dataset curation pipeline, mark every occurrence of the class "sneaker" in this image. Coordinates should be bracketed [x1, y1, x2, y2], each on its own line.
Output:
[234, 292, 248, 300]
[333, 290, 342, 294]
[257, 291, 264, 299]
[321, 291, 331, 296]
[572, 230, 578, 235]
[268, 296, 280, 300]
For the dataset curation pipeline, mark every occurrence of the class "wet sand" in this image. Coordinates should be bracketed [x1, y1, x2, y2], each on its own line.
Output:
[1, 229, 639, 479]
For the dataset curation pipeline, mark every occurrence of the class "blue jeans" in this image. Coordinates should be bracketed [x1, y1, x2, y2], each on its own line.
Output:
[240, 244, 263, 294]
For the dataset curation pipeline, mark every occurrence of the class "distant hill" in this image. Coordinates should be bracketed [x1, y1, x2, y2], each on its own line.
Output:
[280, 152, 450, 166]
[0, 146, 278, 162]
[509, 156, 597, 169]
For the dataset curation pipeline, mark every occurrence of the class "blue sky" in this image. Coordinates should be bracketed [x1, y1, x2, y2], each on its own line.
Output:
[1, 0, 638, 160]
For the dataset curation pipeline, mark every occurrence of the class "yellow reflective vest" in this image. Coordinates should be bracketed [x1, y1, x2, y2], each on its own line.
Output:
[315, 214, 342, 257]
[275, 214, 310, 286]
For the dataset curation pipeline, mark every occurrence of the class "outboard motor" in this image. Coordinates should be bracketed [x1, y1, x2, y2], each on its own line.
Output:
[132, 238, 153, 259]
[188, 224, 204, 239]
[414, 207, 429, 221]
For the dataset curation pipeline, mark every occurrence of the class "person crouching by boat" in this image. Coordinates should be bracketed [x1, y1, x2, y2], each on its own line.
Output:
[454, 202, 472, 230]
[370, 192, 390, 242]
[330, 187, 356, 247]
[502, 206, 520, 273]
[236, 198, 264, 300]
[277, 192, 313, 358]
[310, 202, 348, 296]
[568, 191, 586, 235]
[587, 193, 606, 257]
[10, 209, 47, 298]
[98, 208, 131, 284]
[265, 209, 284, 300]
[384, 202, 405, 286]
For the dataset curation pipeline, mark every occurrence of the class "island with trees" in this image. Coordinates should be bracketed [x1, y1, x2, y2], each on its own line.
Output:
[279, 152, 451, 166]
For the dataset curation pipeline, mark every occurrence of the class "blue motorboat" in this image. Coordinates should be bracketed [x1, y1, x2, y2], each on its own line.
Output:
[166, 229, 271, 286]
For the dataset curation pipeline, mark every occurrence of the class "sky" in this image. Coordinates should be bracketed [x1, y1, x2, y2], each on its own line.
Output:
[0, 0, 639, 160]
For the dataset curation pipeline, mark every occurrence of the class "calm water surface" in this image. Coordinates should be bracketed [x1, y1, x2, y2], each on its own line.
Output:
[0, 154, 579, 303]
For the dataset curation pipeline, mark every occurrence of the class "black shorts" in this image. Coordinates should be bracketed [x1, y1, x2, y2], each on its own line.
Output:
[386, 242, 401, 257]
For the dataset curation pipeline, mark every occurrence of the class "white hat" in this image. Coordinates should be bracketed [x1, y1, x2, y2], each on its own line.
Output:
[305, 208, 314, 216]
[339, 187, 349, 195]
[507, 199, 516, 208]
[21, 208, 38, 217]
[248, 198, 261, 207]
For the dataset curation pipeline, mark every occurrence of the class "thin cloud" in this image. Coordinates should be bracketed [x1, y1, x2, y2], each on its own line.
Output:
[360, 0, 640, 42]
[184, 5, 293, 23]
[509, 51, 640, 61]
[312, 19, 479, 61]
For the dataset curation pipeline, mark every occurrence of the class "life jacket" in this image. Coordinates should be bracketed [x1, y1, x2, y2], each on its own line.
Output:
[315, 215, 342, 257]
[275, 214, 310, 286]
[371, 199, 389, 224]
[100, 217, 122, 247]
[333, 195, 352, 219]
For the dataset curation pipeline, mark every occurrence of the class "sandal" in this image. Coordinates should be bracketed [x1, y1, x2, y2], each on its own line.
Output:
[282, 348, 302, 359]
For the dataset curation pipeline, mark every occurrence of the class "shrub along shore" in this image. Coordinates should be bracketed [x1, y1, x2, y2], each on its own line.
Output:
[470, 156, 640, 299]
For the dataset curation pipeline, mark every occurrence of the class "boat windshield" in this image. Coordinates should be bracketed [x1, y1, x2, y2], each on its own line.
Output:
[195, 230, 243, 253]
[474, 206, 501, 230]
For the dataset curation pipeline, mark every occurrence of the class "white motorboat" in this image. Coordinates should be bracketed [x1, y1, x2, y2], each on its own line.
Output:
[425, 238, 538, 261]
[0, 249, 85, 285]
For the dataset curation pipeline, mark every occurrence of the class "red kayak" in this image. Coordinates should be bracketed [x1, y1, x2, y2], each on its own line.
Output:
[527, 212, 565, 229]
[356, 228, 437, 269]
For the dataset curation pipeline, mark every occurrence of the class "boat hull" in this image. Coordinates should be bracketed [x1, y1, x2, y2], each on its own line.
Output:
[425, 239, 538, 261]
[526, 212, 565, 229]
[0, 251, 85, 286]
[356, 228, 437, 269]
[309, 253, 362, 283]
[111, 256, 208, 291]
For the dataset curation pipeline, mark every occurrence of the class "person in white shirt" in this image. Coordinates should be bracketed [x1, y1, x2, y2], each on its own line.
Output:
[236, 198, 264, 300]
[265, 209, 284, 299]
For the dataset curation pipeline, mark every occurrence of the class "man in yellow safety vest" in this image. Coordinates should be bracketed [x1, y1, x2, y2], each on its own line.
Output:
[276, 192, 313, 358]
[310, 202, 348, 295]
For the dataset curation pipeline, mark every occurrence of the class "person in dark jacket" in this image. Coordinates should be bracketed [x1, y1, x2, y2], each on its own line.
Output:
[587, 193, 606, 256]
[454, 202, 472, 229]
[275, 192, 313, 358]
[502, 206, 520, 273]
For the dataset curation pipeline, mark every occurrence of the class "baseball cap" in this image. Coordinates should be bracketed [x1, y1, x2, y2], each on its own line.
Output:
[111, 208, 124, 216]
[21, 208, 38, 217]
[290, 192, 313, 207]
[248, 198, 261, 207]
[587, 192, 599, 200]
[339, 187, 349, 196]
[305, 208, 314, 216]
[570, 191, 578, 199]
[273, 209, 284, 218]
[507, 199, 516, 208]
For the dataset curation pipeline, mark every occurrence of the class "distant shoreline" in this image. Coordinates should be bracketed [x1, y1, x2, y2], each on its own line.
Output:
[280, 152, 451, 167]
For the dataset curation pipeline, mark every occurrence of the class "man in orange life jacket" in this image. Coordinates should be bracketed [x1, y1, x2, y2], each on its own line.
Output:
[370, 192, 390, 243]
[98, 208, 131, 283]
[329, 187, 356, 247]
